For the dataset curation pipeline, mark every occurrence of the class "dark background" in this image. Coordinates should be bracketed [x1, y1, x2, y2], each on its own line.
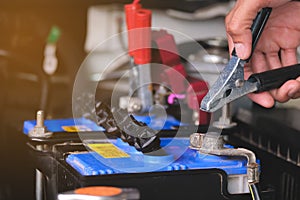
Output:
[0, 1, 229, 199]
[0, 2, 89, 199]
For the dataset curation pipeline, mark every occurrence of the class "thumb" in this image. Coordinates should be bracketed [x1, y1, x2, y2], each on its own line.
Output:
[225, 1, 265, 59]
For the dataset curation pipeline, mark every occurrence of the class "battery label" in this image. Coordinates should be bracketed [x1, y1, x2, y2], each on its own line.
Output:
[87, 143, 130, 158]
[62, 125, 92, 132]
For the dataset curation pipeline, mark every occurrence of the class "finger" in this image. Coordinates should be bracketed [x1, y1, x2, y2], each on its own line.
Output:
[265, 51, 282, 70]
[226, 32, 234, 56]
[270, 79, 300, 102]
[290, 91, 300, 99]
[255, 32, 282, 70]
[247, 92, 275, 108]
[248, 51, 269, 74]
[225, 1, 265, 59]
[225, 16, 252, 60]
[246, 51, 275, 108]
[280, 48, 298, 66]
[244, 63, 253, 80]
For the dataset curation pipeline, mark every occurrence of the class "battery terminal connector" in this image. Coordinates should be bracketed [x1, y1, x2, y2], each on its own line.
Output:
[28, 110, 53, 138]
[190, 132, 260, 184]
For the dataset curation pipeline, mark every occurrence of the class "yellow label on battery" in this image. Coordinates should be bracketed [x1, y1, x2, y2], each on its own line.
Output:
[62, 125, 92, 132]
[87, 143, 130, 159]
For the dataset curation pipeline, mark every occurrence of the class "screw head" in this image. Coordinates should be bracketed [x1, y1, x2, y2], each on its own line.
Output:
[235, 79, 244, 88]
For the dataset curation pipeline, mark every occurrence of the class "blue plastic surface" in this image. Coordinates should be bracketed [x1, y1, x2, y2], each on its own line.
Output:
[23, 115, 181, 135]
[66, 138, 250, 176]
[23, 118, 105, 134]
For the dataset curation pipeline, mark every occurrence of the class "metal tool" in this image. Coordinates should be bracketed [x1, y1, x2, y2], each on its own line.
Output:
[201, 8, 276, 112]
[190, 133, 259, 184]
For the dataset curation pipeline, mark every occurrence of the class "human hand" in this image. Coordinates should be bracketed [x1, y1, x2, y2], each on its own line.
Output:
[225, 1, 300, 107]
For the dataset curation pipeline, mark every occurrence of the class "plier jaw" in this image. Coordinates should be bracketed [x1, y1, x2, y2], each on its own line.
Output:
[200, 56, 257, 112]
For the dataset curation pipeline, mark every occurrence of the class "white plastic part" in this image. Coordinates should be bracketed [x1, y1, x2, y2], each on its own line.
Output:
[85, 5, 124, 52]
[43, 44, 58, 75]
[227, 174, 250, 194]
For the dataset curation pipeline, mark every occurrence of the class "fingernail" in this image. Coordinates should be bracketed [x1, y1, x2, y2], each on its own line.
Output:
[234, 43, 246, 59]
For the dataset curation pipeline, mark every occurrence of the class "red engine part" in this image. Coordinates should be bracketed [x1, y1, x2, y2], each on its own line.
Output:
[160, 63, 187, 94]
[152, 29, 210, 126]
[152, 30, 181, 66]
[187, 79, 211, 125]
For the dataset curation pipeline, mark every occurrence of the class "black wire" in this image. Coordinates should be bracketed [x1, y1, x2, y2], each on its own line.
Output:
[249, 183, 262, 200]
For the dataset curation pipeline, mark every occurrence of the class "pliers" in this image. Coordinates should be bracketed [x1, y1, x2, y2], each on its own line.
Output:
[200, 7, 300, 112]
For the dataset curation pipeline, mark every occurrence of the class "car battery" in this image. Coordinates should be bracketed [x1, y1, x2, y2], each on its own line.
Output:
[24, 116, 274, 200]
[66, 137, 250, 194]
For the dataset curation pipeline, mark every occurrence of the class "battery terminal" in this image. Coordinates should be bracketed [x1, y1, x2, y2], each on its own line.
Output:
[190, 133, 260, 184]
[28, 110, 53, 138]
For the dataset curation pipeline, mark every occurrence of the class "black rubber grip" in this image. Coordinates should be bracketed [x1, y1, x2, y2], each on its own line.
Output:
[232, 7, 272, 60]
[248, 64, 300, 92]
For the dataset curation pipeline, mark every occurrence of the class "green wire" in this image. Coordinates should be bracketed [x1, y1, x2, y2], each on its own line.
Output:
[47, 26, 61, 44]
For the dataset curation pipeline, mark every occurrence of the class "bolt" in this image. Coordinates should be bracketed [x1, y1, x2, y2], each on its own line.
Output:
[28, 110, 52, 138]
[235, 79, 244, 88]
[36, 110, 44, 127]
[213, 103, 237, 129]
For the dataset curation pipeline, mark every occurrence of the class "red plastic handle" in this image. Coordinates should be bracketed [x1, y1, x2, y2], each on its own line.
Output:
[124, 0, 141, 57]
[134, 9, 152, 64]
[124, 0, 152, 64]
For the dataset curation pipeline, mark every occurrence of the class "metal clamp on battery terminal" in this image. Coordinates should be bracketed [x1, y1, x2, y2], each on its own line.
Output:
[190, 133, 259, 184]
[28, 110, 53, 138]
